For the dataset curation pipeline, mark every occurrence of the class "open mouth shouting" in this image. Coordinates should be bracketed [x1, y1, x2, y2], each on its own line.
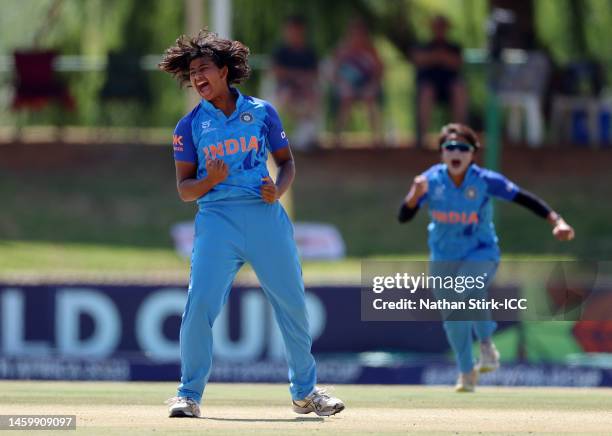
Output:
[443, 153, 471, 175]
[450, 158, 462, 169]
[196, 80, 212, 97]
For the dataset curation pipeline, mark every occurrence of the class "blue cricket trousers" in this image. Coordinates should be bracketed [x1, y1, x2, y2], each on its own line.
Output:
[431, 258, 499, 374]
[177, 197, 316, 402]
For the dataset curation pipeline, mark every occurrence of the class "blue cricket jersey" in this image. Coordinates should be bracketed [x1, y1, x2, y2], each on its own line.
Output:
[172, 88, 289, 206]
[418, 163, 519, 261]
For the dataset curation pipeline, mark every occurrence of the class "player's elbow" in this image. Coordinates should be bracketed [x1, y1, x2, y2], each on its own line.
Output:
[287, 159, 296, 178]
[278, 157, 296, 181]
[176, 186, 195, 202]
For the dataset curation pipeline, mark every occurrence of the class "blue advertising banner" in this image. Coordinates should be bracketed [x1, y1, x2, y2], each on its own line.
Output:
[1, 283, 611, 386]
[0, 284, 457, 361]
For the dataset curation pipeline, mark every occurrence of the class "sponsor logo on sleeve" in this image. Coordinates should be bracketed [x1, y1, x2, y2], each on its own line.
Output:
[172, 135, 184, 152]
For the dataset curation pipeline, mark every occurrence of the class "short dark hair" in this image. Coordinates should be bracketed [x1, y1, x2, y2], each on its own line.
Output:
[158, 29, 251, 86]
[438, 123, 481, 150]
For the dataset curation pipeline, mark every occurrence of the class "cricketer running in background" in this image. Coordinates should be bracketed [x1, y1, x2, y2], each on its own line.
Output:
[158, 29, 344, 418]
[398, 123, 575, 392]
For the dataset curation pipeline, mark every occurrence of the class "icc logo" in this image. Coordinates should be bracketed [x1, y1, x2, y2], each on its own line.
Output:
[433, 185, 445, 199]
[240, 112, 254, 123]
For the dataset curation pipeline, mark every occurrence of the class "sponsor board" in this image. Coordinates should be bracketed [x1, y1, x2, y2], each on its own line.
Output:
[1, 284, 611, 386]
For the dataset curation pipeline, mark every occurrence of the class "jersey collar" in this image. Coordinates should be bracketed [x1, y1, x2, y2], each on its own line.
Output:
[199, 87, 244, 120]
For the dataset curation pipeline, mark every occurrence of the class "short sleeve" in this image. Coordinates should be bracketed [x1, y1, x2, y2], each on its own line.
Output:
[264, 101, 289, 152]
[482, 169, 519, 201]
[172, 116, 197, 163]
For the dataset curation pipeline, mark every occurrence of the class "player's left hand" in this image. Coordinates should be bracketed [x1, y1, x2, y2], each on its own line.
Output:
[553, 219, 575, 241]
[261, 176, 279, 204]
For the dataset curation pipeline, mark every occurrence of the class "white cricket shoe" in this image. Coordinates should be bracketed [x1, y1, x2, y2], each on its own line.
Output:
[455, 369, 479, 392]
[477, 342, 500, 373]
[166, 396, 201, 418]
[292, 387, 345, 416]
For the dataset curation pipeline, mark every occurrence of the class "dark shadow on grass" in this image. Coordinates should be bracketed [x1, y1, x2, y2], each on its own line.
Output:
[203, 416, 326, 423]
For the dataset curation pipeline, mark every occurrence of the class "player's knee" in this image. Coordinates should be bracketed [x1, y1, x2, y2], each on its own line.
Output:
[443, 320, 471, 334]
[186, 291, 223, 325]
[275, 298, 308, 325]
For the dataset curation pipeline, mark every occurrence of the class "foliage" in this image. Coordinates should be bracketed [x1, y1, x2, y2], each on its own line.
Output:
[1, 0, 612, 131]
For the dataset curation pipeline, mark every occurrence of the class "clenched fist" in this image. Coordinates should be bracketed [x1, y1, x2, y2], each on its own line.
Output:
[261, 176, 279, 203]
[552, 219, 575, 241]
[412, 175, 428, 199]
[205, 159, 228, 185]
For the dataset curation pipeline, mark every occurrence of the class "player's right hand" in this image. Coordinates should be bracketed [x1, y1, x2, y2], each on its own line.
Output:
[412, 175, 428, 198]
[205, 159, 228, 185]
[552, 219, 575, 241]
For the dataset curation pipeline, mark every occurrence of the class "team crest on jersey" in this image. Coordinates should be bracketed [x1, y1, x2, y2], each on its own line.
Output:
[240, 112, 254, 123]
[465, 186, 477, 200]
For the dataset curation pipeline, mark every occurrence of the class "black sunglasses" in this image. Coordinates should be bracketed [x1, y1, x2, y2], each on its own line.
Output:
[441, 141, 474, 152]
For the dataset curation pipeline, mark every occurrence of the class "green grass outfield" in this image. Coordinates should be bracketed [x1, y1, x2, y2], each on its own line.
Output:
[1, 145, 610, 263]
[0, 381, 611, 435]
[0, 240, 366, 284]
[0, 240, 577, 284]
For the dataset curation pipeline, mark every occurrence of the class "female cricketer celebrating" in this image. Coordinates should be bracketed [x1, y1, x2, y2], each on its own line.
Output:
[159, 30, 344, 417]
[398, 123, 575, 392]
